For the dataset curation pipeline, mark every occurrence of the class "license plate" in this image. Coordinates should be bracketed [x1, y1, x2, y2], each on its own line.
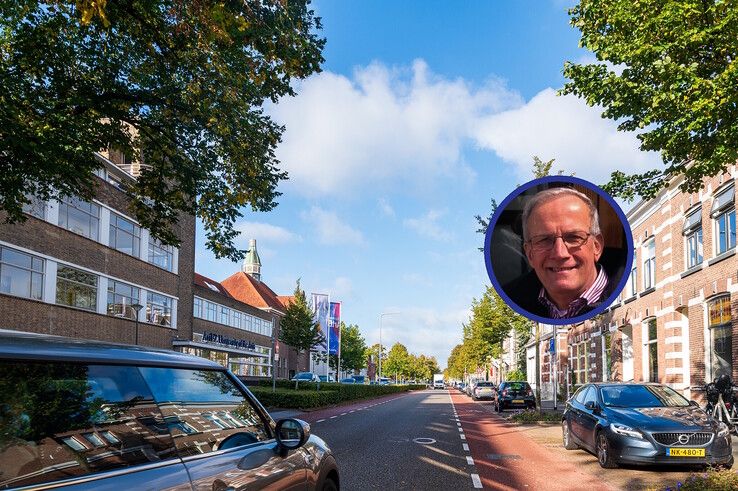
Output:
[512, 399, 524, 404]
[668, 448, 705, 457]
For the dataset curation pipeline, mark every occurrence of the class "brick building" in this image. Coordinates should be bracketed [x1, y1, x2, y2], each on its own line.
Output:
[0, 154, 195, 350]
[534, 169, 738, 401]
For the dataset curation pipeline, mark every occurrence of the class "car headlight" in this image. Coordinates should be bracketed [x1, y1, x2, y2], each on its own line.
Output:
[611, 423, 643, 439]
[717, 422, 730, 438]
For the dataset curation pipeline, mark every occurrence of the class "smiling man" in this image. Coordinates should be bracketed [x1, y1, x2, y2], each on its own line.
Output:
[506, 187, 616, 320]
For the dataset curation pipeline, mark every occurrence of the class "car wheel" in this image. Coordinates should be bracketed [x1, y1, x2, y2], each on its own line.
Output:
[498, 402, 504, 413]
[322, 477, 338, 491]
[720, 455, 734, 470]
[596, 431, 618, 468]
[562, 420, 578, 450]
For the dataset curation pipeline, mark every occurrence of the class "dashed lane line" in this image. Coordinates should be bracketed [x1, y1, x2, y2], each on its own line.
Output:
[471, 474, 482, 489]
[467, 456, 474, 465]
[463, 443, 469, 451]
[317, 419, 325, 423]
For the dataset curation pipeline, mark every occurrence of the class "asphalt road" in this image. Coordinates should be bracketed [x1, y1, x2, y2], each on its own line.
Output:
[301, 389, 479, 490]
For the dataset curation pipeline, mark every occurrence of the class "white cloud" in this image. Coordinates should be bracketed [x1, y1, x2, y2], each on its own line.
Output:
[234, 221, 299, 244]
[271, 59, 523, 197]
[377, 197, 395, 217]
[473, 89, 660, 184]
[403, 209, 452, 241]
[300, 206, 365, 246]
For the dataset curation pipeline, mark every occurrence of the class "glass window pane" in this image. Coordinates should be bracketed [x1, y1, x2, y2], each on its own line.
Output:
[0, 362, 178, 488]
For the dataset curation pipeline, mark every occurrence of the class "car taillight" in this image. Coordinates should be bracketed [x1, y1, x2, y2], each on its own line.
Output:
[502, 389, 508, 397]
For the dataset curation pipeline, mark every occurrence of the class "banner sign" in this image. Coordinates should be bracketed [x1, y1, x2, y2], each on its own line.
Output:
[329, 302, 341, 355]
[311, 293, 329, 352]
[202, 332, 256, 351]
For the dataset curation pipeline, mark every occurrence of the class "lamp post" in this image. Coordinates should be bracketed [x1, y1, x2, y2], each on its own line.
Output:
[131, 303, 144, 345]
[378, 312, 399, 381]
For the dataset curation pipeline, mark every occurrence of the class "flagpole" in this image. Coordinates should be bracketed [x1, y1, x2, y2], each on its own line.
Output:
[336, 302, 342, 380]
[327, 294, 331, 382]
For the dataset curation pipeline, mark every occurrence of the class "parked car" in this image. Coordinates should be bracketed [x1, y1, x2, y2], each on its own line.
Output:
[318, 375, 336, 382]
[352, 375, 366, 384]
[562, 382, 733, 469]
[292, 371, 321, 382]
[0, 330, 340, 490]
[457, 382, 467, 393]
[465, 381, 476, 397]
[340, 377, 356, 384]
[472, 381, 496, 401]
[494, 381, 536, 411]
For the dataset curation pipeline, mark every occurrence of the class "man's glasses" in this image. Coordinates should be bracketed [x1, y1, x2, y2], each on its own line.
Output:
[527, 231, 591, 252]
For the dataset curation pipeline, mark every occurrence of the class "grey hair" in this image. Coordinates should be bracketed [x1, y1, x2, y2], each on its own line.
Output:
[521, 187, 601, 241]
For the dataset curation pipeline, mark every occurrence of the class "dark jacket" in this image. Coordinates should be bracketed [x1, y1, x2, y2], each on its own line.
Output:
[502, 257, 623, 319]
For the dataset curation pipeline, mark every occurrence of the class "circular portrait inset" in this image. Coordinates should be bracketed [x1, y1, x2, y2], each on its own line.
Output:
[484, 176, 633, 325]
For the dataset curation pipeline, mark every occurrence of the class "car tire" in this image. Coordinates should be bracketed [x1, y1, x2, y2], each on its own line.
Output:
[562, 420, 578, 450]
[596, 431, 618, 469]
[720, 455, 734, 470]
[497, 402, 504, 413]
[322, 477, 338, 491]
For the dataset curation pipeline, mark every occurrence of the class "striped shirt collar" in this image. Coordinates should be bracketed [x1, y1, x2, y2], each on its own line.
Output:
[538, 265, 609, 319]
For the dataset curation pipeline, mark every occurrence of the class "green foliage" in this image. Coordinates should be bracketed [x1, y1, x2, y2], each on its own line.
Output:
[506, 369, 527, 382]
[0, 0, 324, 261]
[657, 468, 738, 491]
[562, 0, 738, 201]
[384, 342, 410, 379]
[279, 280, 325, 353]
[249, 383, 411, 409]
[508, 410, 562, 424]
[328, 322, 368, 372]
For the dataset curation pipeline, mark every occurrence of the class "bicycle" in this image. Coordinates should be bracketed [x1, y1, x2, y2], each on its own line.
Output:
[695, 375, 738, 434]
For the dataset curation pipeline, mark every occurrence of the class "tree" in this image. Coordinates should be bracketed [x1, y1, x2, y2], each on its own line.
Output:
[384, 343, 410, 381]
[331, 322, 367, 374]
[0, 1, 324, 260]
[279, 280, 325, 355]
[562, 0, 738, 201]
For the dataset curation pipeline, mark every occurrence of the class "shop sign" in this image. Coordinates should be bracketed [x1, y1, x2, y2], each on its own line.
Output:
[203, 332, 256, 351]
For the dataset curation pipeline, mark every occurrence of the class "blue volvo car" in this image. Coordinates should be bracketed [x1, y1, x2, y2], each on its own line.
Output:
[562, 382, 733, 469]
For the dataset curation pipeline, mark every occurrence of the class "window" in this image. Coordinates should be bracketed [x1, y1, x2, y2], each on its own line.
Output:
[643, 239, 655, 290]
[628, 264, 637, 297]
[58, 196, 100, 241]
[107, 280, 140, 319]
[56, 266, 97, 311]
[137, 367, 270, 457]
[206, 301, 217, 322]
[220, 306, 229, 325]
[712, 185, 736, 255]
[22, 193, 45, 219]
[193, 297, 202, 318]
[708, 296, 732, 379]
[109, 213, 140, 256]
[0, 363, 178, 488]
[645, 318, 658, 382]
[683, 207, 703, 269]
[571, 342, 588, 386]
[603, 331, 612, 382]
[148, 237, 174, 271]
[232, 310, 242, 329]
[146, 292, 172, 326]
[0, 246, 44, 300]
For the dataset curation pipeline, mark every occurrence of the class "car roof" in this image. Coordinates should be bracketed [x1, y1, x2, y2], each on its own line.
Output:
[0, 329, 223, 369]
[591, 382, 663, 388]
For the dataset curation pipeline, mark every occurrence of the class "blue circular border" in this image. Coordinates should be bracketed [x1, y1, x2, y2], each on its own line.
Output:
[484, 176, 634, 326]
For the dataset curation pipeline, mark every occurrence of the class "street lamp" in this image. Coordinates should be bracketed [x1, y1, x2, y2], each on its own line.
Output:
[378, 311, 399, 381]
[131, 303, 144, 345]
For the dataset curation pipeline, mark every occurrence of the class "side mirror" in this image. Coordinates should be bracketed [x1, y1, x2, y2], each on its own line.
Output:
[689, 400, 699, 407]
[275, 418, 310, 456]
[584, 401, 599, 412]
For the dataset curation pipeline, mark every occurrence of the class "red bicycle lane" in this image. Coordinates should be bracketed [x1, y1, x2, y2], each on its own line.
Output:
[449, 390, 615, 490]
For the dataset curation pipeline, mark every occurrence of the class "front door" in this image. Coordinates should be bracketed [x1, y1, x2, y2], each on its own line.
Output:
[621, 326, 634, 382]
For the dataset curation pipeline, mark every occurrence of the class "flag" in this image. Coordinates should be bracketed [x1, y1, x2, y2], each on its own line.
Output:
[311, 293, 329, 352]
[329, 302, 341, 355]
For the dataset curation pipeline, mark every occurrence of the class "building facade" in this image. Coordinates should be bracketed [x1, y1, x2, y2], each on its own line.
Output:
[0, 156, 195, 350]
[528, 169, 738, 401]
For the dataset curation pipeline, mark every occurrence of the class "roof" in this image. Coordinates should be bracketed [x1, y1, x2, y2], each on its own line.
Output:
[277, 295, 295, 308]
[0, 329, 222, 369]
[220, 271, 286, 313]
[193, 272, 233, 297]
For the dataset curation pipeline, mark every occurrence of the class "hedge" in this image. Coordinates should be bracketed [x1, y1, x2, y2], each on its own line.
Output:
[247, 382, 427, 409]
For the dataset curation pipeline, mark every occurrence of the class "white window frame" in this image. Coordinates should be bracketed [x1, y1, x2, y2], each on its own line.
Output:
[643, 239, 656, 290]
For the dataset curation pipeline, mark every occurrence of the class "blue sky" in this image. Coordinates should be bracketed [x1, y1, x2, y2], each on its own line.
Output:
[195, 1, 660, 368]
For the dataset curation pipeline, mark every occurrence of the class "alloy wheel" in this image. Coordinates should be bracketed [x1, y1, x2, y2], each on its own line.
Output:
[597, 434, 607, 465]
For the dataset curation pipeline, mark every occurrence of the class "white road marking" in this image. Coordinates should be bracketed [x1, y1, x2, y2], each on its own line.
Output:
[350, 410, 355, 413]
[457, 422, 462, 426]
[460, 434, 466, 440]
[341, 413, 347, 416]
[467, 456, 474, 465]
[458, 427, 463, 432]
[463, 443, 469, 451]
[471, 473, 482, 488]
[330, 416, 337, 419]
[317, 419, 325, 423]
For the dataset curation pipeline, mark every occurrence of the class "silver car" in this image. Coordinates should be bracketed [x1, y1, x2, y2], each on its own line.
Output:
[0, 330, 340, 490]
